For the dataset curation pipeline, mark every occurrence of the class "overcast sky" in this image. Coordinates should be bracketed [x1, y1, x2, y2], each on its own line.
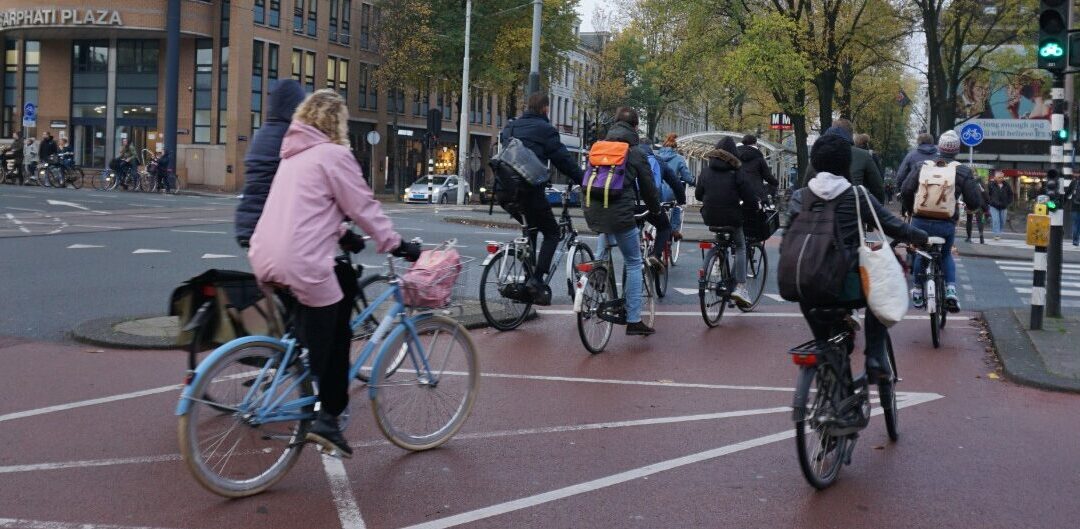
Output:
[577, 0, 603, 31]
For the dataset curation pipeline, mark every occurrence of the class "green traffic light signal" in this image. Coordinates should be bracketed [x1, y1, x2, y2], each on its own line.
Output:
[1046, 199, 1058, 211]
[1041, 41, 1065, 58]
[1058, 128, 1069, 140]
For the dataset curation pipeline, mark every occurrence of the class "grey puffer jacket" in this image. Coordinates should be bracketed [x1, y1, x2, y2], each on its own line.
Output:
[583, 121, 660, 235]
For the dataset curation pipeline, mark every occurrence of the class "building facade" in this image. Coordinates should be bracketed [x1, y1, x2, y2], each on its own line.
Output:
[0, 1, 506, 193]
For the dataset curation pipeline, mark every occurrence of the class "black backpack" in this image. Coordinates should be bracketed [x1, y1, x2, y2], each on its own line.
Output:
[777, 189, 858, 304]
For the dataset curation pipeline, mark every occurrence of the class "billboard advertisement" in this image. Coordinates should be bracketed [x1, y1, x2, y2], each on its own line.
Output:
[956, 69, 1051, 142]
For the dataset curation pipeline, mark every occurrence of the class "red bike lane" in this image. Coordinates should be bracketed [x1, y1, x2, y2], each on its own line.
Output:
[1, 306, 1078, 529]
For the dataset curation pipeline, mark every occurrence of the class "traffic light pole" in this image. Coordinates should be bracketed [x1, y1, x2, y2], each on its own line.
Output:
[1047, 73, 1066, 317]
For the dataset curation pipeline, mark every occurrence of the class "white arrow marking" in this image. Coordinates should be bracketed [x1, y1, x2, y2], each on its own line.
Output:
[132, 248, 170, 254]
[201, 253, 237, 259]
[674, 287, 698, 295]
[67, 244, 104, 249]
[46, 199, 89, 210]
[765, 294, 787, 302]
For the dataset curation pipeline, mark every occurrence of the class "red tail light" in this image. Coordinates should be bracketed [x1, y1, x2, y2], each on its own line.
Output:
[699, 242, 714, 249]
[791, 353, 817, 367]
[698, 268, 705, 279]
[200, 285, 216, 297]
[576, 263, 594, 273]
[486, 243, 499, 254]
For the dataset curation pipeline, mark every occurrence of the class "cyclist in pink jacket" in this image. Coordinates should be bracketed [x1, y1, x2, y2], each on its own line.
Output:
[249, 89, 421, 456]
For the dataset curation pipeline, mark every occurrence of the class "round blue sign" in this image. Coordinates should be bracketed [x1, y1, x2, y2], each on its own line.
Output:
[960, 123, 984, 147]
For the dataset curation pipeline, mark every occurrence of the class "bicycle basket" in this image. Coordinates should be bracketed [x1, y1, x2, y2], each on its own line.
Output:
[400, 250, 475, 309]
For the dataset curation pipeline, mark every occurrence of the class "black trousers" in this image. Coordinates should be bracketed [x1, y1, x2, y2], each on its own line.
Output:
[799, 302, 888, 369]
[965, 210, 984, 242]
[647, 211, 672, 260]
[517, 185, 559, 280]
[295, 262, 357, 417]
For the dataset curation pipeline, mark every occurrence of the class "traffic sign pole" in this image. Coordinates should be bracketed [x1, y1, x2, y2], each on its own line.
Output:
[1046, 73, 1066, 319]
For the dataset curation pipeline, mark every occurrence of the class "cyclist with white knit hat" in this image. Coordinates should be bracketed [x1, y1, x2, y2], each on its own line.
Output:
[901, 130, 984, 312]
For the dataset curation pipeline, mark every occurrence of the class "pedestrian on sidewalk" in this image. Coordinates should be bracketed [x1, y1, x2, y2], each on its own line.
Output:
[965, 179, 990, 244]
[987, 172, 1013, 239]
[23, 137, 37, 183]
[1068, 176, 1080, 246]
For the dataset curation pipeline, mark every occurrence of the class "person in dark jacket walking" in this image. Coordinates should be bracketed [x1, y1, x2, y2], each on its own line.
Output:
[788, 134, 928, 383]
[38, 132, 58, 164]
[235, 79, 307, 248]
[901, 130, 984, 312]
[799, 119, 885, 202]
[964, 178, 990, 244]
[695, 137, 761, 306]
[499, 92, 584, 305]
[736, 134, 777, 198]
[986, 172, 1013, 239]
[583, 107, 660, 336]
[1068, 176, 1080, 246]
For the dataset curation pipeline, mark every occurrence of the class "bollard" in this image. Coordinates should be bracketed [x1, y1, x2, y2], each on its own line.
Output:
[1027, 201, 1051, 331]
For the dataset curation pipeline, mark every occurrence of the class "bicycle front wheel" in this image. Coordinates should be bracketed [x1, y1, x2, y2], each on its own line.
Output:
[641, 266, 657, 328]
[577, 266, 614, 354]
[880, 333, 899, 441]
[371, 315, 478, 451]
[69, 167, 85, 189]
[655, 248, 670, 298]
[795, 366, 848, 489]
[178, 339, 313, 498]
[479, 250, 532, 331]
[739, 242, 768, 312]
[699, 251, 728, 327]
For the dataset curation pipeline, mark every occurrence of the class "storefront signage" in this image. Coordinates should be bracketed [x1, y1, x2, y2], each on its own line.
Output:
[0, 8, 123, 29]
[49, 120, 66, 129]
[954, 119, 1051, 141]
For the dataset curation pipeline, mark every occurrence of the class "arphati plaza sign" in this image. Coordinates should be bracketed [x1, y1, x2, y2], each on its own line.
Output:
[0, 8, 123, 30]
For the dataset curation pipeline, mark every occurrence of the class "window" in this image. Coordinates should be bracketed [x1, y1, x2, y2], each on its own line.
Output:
[329, 0, 338, 42]
[116, 40, 158, 74]
[291, 49, 302, 81]
[115, 40, 159, 121]
[360, 3, 370, 49]
[267, 43, 279, 80]
[372, 6, 380, 51]
[254, 0, 265, 24]
[357, 63, 368, 108]
[293, 0, 304, 33]
[193, 39, 213, 144]
[252, 41, 264, 131]
[327, 56, 348, 97]
[269, 0, 280, 27]
[412, 85, 424, 116]
[304, 51, 315, 93]
[219, 1, 231, 144]
[22, 41, 39, 110]
[486, 93, 492, 125]
[368, 67, 378, 110]
[307, 0, 317, 37]
[3, 40, 18, 137]
[497, 99, 502, 127]
[440, 89, 452, 120]
[390, 88, 404, 114]
[340, 0, 351, 45]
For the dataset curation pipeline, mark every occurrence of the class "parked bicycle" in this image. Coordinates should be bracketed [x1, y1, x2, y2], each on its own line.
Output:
[697, 227, 768, 327]
[479, 185, 594, 330]
[573, 210, 657, 354]
[37, 155, 85, 189]
[176, 243, 479, 497]
[907, 236, 948, 348]
[95, 161, 142, 191]
[789, 307, 899, 489]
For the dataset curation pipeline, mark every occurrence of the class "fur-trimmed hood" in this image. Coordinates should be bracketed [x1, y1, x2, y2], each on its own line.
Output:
[705, 137, 742, 171]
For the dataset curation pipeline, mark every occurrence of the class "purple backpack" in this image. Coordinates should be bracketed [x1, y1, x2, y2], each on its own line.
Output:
[582, 141, 631, 208]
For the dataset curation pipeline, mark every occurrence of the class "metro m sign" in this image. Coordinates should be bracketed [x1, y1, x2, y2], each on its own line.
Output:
[769, 113, 792, 131]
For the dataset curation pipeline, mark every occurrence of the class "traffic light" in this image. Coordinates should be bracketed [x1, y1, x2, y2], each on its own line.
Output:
[1039, 0, 1069, 71]
[1058, 115, 1070, 141]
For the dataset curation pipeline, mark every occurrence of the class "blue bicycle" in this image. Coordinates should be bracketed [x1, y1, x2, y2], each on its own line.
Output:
[176, 246, 479, 497]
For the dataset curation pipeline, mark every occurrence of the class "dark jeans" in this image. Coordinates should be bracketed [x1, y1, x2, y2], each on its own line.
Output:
[800, 301, 888, 372]
[647, 211, 672, 261]
[295, 262, 357, 417]
[911, 217, 957, 284]
[1072, 209, 1080, 244]
[517, 185, 559, 280]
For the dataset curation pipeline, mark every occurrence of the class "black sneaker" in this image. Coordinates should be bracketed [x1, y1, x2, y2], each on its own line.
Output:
[865, 353, 893, 383]
[306, 412, 353, 458]
[526, 277, 552, 306]
[626, 321, 655, 336]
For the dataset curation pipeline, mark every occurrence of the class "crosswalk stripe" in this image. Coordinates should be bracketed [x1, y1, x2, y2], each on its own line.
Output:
[1008, 277, 1080, 288]
[1014, 287, 1080, 297]
[995, 260, 1080, 270]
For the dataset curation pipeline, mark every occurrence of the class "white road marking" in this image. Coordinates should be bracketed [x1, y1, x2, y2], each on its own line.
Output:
[72, 224, 122, 230]
[1014, 286, 1080, 297]
[536, 309, 935, 320]
[200, 253, 236, 259]
[995, 260, 1080, 270]
[67, 244, 104, 249]
[322, 455, 368, 529]
[132, 249, 170, 254]
[0, 518, 180, 529]
[5, 206, 43, 212]
[4, 213, 30, 233]
[399, 392, 943, 529]
[673, 287, 697, 296]
[0, 384, 182, 424]
[1008, 277, 1080, 288]
[0, 454, 181, 475]
[45, 199, 89, 210]
[171, 229, 226, 234]
[764, 294, 786, 302]
[127, 215, 172, 220]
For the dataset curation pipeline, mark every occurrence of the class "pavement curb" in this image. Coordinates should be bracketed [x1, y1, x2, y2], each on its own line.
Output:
[981, 308, 1080, 394]
[71, 315, 183, 350]
[955, 240, 1080, 263]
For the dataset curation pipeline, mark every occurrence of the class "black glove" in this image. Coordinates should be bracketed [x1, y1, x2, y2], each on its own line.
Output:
[392, 241, 423, 262]
[237, 237, 250, 249]
[338, 231, 366, 253]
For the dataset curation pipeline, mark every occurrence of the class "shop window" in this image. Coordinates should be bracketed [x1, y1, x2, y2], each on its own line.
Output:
[193, 39, 213, 144]
[252, 41, 264, 132]
[254, 0, 265, 25]
[340, 0, 351, 45]
[269, 0, 281, 27]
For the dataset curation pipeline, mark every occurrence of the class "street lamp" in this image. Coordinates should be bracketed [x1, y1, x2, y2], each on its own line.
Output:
[456, 0, 473, 205]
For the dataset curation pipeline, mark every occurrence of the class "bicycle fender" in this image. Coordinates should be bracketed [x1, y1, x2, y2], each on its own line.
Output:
[366, 314, 436, 400]
[481, 248, 505, 267]
[175, 335, 282, 416]
[791, 366, 817, 422]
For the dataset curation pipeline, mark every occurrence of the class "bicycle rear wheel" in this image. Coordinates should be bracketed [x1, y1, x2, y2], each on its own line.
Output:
[371, 315, 478, 451]
[739, 242, 768, 312]
[178, 339, 313, 498]
[654, 249, 669, 298]
[795, 366, 848, 489]
[577, 266, 615, 354]
[479, 250, 532, 331]
[566, 242, 594, 301]
[928, 274, 940, 348]
[69, 167, 85, 189]
[880, 333, 899, 441]
[641, 266, 656, 328]
[699, 251, 729, 327]
[937, 274, 948, 329]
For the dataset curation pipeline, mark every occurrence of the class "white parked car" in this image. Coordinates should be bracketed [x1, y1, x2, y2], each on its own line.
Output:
[403, 175, 471, 204]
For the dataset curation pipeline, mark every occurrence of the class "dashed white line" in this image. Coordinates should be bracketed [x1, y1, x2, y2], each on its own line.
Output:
[201, 253, 237, 259]
[3, 214, 30, 233]
[0, 518, 180, 529]
[0, 384, 183, 424]
[322, 455, 368, 529]
[67, 244, 104, 249]
[132, 249, 171, 254]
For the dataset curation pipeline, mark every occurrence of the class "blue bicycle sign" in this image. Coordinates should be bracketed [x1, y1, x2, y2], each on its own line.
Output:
[960, 123, 984, 147]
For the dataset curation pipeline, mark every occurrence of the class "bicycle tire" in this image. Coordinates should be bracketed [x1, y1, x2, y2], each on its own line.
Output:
[566, 242, 594, 301]
[655, 249, 669, 298]
[739, 242, 768, 312]
[641, 266, 656, 328]
[880, 333, 899, 441]
[351, 274, 406, 382]
[795, 365, 848, 489]
[178, 339, 313, 498]
[577, 266, 615, 354]
[699, 251, 728, 327]
[927, 276, 940, 348]
[370, 315, 478, 451]
[671, 237, 681, 265]
[937, 274, 948, 329]
[136, 170, 150, 192]
[69, 167, 85, 189]
[479, 250, 533, 331]
[92, 170, 106, 190]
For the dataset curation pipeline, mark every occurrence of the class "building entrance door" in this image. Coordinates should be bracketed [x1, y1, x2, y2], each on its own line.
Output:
[115, 123, 158, 166]
[72, 121, 106, 169]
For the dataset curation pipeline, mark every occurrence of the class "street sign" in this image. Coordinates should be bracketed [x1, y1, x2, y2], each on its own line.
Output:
[397, 129, 413, 137]
[1027, 214, 1050, 246]
[960, 123, 984, 147]
[366, 130, 381, 145]
[769, 113, 792, 131]
[22, 102, 35, 127]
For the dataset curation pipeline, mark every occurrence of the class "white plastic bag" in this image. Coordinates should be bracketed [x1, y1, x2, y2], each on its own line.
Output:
[854, 186, 909, 327]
